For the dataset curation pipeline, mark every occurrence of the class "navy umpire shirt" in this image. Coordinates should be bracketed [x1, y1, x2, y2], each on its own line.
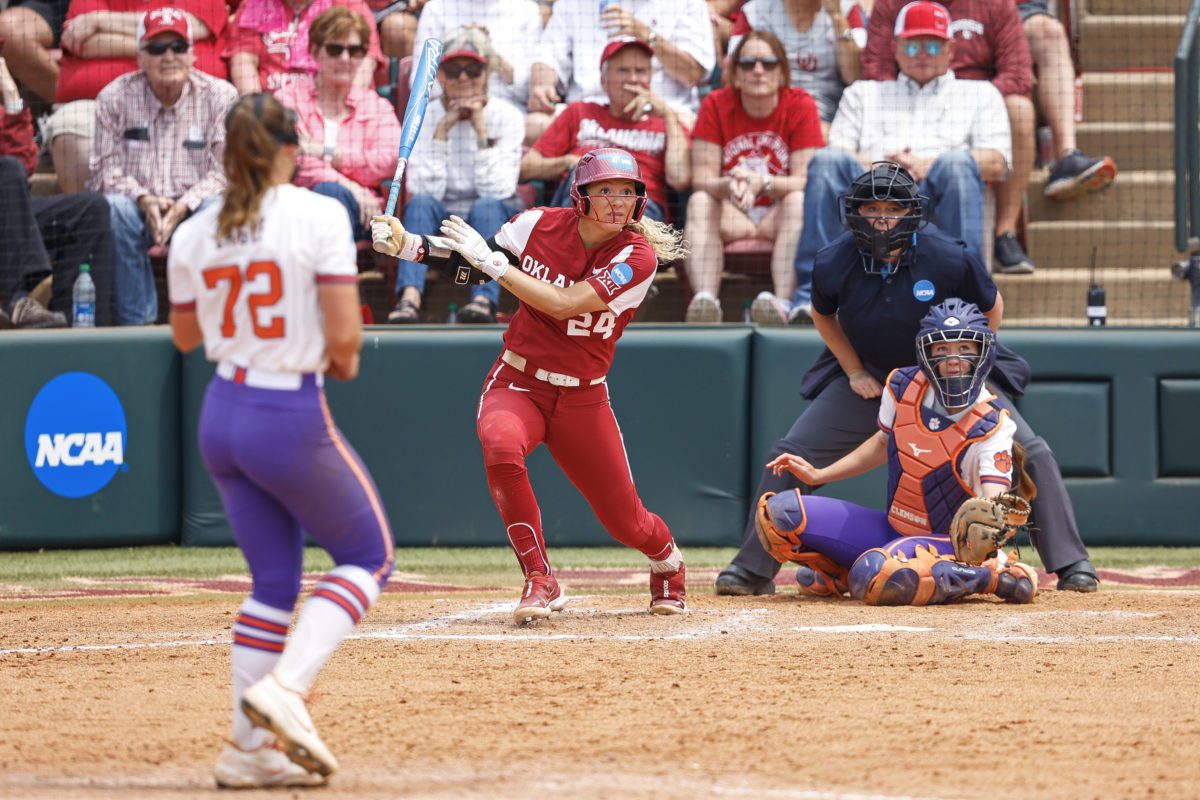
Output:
[801, 224, 1032, 399]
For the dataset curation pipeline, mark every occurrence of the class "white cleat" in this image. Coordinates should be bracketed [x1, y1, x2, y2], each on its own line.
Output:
[213, 740, 326, 789]
[241, 673, 340, 778]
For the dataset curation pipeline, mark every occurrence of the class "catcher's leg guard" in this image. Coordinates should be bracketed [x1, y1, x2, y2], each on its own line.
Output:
[849, 545, 997, 606]
[984, 557, 1039, 604]
[795, 563, 850, 598]
[755, 489, 807, 564]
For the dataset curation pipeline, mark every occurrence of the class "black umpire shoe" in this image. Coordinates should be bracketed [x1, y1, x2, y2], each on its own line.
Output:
[714, 564, 776, 596]
[1056, 559, 1099, 592]
[994, 233, 1035, 275]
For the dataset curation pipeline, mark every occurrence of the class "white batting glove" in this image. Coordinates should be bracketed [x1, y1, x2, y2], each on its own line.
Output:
[440, 215, 510, 281]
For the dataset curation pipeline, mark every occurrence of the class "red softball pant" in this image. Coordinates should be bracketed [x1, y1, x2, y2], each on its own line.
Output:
[476, 361, 673, 576]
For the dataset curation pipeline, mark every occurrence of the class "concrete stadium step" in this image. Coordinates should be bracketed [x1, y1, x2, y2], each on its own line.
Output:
[1026, 219, 1179, 269]
[1086, 0, 1189, 15]
[995, 268, 1190, 325]
[1079, 15, 1185, 71]
[1082, 72, 1174, 124]
[1076, 121, 1173, 172]
[1026, 170, 1174, 223]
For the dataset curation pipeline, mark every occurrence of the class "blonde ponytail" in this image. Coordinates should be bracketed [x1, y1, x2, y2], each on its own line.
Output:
[217, 94, 297, 241]
[628, 216, 689, 264]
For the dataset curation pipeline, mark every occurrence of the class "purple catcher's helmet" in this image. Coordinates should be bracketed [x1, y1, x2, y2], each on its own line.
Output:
[570, 147, 648, 224]
[915, 298, 997, 409]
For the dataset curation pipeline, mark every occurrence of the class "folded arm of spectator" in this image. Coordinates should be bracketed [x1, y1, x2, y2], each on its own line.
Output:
[662, 105, 691, 191]
[690, 139, 735, 198]
[88, 95, 153, 200]
[599, 5, 710, 89]
[62, 11, 210, 56]
[473, 107, 523, 201]
[229, 53, 261, 95]
[825, 91, 875, 171]
[520, 147, 577, 182]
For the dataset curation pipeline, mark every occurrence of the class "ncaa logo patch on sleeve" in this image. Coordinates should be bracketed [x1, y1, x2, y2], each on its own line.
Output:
[610, 263, 633, 286]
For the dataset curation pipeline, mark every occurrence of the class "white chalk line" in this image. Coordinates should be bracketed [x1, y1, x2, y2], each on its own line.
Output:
[2, 606, 1196, 656]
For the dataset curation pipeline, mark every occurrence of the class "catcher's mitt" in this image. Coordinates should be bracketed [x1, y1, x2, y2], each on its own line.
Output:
[948, 493, 1031, 565]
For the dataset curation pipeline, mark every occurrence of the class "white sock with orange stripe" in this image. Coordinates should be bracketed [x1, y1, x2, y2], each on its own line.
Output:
[231, 597, 292, 749]
[272, 565, 380, 694]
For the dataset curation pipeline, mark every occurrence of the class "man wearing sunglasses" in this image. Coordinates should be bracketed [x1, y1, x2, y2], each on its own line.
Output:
[89, 7, 237, 325]
[387, 28, 525, 325]
[788, 0, 1010, 322]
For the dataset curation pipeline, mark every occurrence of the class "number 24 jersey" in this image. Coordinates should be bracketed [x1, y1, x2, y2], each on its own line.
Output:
[495, 207, 657, 381]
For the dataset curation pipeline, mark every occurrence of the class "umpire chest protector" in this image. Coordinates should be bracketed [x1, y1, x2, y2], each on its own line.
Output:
[886, 367, 1006, 536]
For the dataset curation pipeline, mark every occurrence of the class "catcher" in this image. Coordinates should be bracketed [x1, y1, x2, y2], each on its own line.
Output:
[755, 298, 1040, 606]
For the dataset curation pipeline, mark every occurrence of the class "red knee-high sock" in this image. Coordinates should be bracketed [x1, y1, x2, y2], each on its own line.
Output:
[486, 462, 550, 576]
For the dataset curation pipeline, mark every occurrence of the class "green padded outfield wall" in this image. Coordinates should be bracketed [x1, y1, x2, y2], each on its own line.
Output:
[0, 329, 180, 548]
[751, 329, 1200, 546]
[180, 326, 752, 547]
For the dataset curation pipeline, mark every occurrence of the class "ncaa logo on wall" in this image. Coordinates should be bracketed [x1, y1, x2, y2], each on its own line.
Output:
[24, 372, 128, 498]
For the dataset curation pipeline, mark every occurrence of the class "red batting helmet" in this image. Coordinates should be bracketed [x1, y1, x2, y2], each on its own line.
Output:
[569, 148, 648, 224]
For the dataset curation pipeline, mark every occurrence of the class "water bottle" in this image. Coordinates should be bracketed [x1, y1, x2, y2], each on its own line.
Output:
[742, 300, 752, 323]
[72, 263, 96, 328]
[446, 303, 458, 324]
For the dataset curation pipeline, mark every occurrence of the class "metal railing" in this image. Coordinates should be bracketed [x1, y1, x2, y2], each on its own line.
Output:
[1174, 0, 1200, 325]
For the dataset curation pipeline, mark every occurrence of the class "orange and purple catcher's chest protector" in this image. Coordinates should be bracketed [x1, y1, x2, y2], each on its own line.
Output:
[885, 367, 1003, 536]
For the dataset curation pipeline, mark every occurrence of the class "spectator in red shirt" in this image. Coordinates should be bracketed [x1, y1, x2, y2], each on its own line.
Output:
[521, 38, 691, 223]
[683, 29, 824, 325]
[224, 0, 384, 96]
[1, 55, 114, 327]
[862, 0, 1109, 274]
[275, 7, 402, 238]
[0, 0, 71, 103]
[41, 0, 227, 193]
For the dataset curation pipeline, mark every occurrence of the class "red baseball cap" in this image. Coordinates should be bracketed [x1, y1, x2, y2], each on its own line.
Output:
[138, 7, 192, 45]
[600, 38, 653, 69]
[894, 1, 951, 40]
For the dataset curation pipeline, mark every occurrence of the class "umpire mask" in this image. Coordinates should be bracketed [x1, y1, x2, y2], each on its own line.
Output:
[840, 161, 928, 268]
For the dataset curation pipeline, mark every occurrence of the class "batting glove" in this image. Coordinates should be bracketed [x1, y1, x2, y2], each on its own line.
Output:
[440, 215, 510, 281]
[370, 215, 422, 260]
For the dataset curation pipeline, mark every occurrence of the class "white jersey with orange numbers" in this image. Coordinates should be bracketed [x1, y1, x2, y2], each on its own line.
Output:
[167, 185, 357, 374]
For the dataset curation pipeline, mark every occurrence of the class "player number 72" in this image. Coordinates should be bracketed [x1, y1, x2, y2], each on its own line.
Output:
[202, 260, 285, 339]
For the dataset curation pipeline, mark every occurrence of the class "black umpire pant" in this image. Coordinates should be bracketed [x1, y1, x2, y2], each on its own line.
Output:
[0, 155, 115, 325]
[727, 373, 1091, 581]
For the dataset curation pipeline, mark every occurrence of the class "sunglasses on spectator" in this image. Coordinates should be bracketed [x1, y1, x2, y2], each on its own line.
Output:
[324, 43, 367, 58]
[736, 56, 781, 71]
[903, 40, 946, 57]
[442, 62, 485, 79]
[141, 40, 190, 56]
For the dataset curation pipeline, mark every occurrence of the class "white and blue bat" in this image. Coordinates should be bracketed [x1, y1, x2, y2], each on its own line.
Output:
[383, 37, 442, 217]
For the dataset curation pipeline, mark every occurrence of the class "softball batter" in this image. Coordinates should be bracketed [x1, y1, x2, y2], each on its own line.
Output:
[372, 147, 689, 624]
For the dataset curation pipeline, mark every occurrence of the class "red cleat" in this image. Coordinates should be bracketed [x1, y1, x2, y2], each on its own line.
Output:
[513, 571, 568, 625]
[650, 563, 687, 615]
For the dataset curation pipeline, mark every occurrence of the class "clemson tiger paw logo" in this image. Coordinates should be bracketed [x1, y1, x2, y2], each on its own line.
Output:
[994, 450, 1013, 472]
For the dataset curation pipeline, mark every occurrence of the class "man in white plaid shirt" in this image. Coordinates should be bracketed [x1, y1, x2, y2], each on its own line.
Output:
[89, 7, 236, 325]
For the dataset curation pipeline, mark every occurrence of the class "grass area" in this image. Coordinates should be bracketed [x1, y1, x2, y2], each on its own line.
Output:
[0, 545, 1197, 587]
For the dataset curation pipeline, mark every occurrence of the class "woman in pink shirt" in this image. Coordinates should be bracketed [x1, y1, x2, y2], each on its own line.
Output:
[275, 6, 401, 238]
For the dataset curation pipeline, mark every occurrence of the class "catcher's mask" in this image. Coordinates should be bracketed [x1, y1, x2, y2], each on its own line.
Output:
[916, 298, 997, 409]
[570, 147, 648, 227]
[840, 161, 927, 270]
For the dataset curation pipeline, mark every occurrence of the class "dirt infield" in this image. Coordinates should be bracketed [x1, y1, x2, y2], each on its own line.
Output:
[2, 568, 1199, 800]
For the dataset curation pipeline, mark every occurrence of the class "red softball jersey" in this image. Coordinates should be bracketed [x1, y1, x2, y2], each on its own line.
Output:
[494, 207, 657, 381]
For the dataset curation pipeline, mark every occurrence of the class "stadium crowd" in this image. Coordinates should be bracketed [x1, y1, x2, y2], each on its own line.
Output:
[0, 0, 1117, 329]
